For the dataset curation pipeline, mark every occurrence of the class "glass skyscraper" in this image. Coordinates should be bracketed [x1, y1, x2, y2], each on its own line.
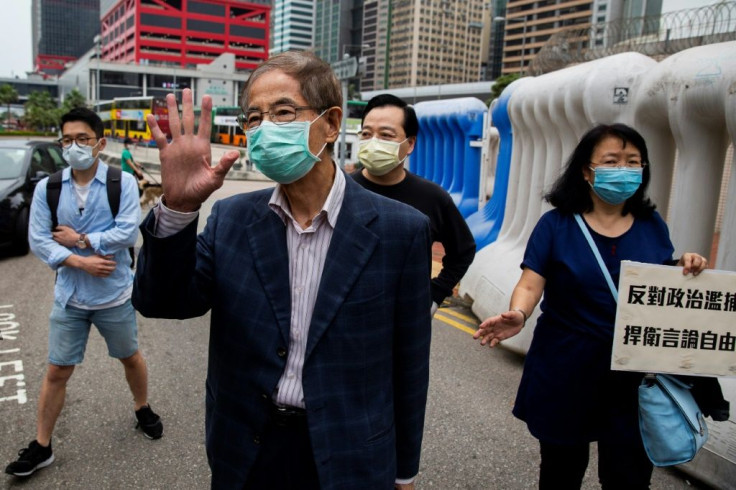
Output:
[271, 0, 315, 55]
[32, 0, 101, 74]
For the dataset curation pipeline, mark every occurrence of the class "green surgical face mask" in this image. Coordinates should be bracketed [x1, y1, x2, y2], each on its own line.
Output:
[246, 111, 326, 184]
[358, 137, 408, 176]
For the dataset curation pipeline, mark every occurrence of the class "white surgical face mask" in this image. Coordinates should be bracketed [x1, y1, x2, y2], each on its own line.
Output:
[358, 137, 408, 176]
[63, 141, 99, 171]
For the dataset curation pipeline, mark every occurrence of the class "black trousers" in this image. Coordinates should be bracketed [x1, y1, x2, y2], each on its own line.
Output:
[539, 439, 653, 490]
[244, 405, 320, 490]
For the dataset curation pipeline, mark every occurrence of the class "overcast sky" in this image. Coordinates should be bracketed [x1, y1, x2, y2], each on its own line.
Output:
[1, 0, 32, 78]
[0, 0, 724, 79]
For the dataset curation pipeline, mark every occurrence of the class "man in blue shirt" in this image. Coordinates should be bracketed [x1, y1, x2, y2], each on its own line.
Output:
[5, 108, 163, 479]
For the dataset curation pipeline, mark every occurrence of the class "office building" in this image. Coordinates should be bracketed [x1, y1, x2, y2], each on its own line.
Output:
[486, 0, 508, 80]
[498, 0, 595, 74]
[361, 0, 486, 91]
[100, 0, 270, 72]
[497, 0, 664, 75]
[270, 0, 315, 54]
[314, 0, 365, 63]
[32, 0, 101, 75]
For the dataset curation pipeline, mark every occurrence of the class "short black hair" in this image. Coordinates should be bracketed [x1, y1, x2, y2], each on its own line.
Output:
[361, 94, 418, 138]
[545, 123, 656, 218]
[61, 107, 104, 139]
[124, 137, 133, 145]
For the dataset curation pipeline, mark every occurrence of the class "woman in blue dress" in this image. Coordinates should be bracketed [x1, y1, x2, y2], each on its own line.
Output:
[474, 124, 709, 488]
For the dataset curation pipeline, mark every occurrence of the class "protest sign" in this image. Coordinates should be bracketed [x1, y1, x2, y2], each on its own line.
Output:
[612, 261, 736, 377]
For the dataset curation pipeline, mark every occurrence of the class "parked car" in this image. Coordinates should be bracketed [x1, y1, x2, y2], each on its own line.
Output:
[0, 140, 68, 255]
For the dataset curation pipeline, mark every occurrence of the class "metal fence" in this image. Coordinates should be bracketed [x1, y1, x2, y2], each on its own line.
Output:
[530, 2, 736, 76]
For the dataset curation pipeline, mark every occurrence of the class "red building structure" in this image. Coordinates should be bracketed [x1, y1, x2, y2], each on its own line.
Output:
[100, 0, 270, 72]
[35, 55, 79, 77]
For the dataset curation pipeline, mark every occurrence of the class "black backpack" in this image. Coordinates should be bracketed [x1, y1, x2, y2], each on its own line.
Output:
[46, 166, 135, 268]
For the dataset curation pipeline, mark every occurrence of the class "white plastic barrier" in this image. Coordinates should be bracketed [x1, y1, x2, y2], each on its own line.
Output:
[461, 51, 658, 352]
[460, 42, 736, 489]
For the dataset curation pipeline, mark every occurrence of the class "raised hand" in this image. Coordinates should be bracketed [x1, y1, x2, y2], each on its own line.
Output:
[147, 88, 240, 212]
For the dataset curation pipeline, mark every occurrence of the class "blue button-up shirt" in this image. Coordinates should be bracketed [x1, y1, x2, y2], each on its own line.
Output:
[28, 162, 140, 308]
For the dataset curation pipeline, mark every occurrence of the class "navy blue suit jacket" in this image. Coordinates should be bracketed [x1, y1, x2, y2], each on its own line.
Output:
[133, 175, 432, 489]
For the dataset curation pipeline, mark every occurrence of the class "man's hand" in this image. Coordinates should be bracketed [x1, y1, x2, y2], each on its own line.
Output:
[64, 254, 116, 277]
[146, 88, 239, 212]
[52, 225, 81, 248]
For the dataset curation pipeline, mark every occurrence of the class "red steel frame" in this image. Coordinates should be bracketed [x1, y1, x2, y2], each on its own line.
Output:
[101, 0, 269, 71]
[35, 54, 78, 75]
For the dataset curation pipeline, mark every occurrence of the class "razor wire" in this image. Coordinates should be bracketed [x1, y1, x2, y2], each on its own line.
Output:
[529, 1, 736, 76]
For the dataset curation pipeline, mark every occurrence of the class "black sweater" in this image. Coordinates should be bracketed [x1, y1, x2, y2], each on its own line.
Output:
[352, 170, 476, 305]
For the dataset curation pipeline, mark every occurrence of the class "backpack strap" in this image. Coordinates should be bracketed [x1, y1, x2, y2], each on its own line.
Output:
[106, 166, 122, 218]
[46, 170, 64, 230]
[106, 166, 135, 268]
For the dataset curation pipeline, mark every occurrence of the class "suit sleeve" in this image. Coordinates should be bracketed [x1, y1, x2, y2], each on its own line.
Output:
[393, 216, 433, 479]
[132, 202, 218, 319]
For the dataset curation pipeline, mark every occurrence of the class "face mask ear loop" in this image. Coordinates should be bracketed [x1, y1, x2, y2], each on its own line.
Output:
[397, 138, 411, 164]
[308, 109, 330, 160]
[313, 142, 328, 159]
[309, 109, 328, 125]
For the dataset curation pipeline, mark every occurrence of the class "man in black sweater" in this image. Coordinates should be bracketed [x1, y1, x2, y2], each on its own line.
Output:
[352, 94, 476, 315]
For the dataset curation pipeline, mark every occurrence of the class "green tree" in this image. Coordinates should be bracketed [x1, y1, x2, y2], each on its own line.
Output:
[0, 83, 19, 125]
[24, 90, 59, 131]
[61, 88, 87, 112]
[487, 73, 521, 106]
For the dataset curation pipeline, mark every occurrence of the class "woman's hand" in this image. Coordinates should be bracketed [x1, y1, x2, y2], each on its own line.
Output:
[146, 88, 239, 212]
[473, 310, 525, 348]
[677, 252, 708, 276]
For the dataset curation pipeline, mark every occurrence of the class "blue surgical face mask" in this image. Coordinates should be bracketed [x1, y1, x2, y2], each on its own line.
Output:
[588, 166, 643, 205]
[246, 111, 327, 184]
[63, 141, 99, 171]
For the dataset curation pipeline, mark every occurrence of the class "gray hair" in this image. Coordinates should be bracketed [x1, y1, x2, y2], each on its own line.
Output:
[241, 51, 342, 114]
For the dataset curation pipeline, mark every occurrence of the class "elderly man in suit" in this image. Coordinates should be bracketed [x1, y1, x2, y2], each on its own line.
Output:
[132, 51, 432, 489]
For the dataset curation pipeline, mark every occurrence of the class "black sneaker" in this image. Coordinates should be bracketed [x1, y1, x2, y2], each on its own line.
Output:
[5, 440, 54, 477]
[135, 404, 163, 439]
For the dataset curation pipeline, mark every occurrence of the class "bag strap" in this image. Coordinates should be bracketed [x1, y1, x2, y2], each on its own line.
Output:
[574, 213, 618, 303]
[106, 166, 122, 217]
[647, 374, 704, 435]
[46, 170, 64, 230]
[106, 166, 135, 268]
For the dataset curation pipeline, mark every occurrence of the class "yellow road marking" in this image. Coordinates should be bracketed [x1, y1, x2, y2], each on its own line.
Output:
[437, 307, 477, 324]
[434, 311, 476, 335]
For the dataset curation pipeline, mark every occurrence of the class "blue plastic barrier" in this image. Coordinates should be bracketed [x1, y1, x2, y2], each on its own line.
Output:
[413, 98, 487, 217]
[465, 79, 525, 249]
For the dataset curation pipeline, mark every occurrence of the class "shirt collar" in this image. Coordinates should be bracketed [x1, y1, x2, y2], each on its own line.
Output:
[269, 160, 346, 230]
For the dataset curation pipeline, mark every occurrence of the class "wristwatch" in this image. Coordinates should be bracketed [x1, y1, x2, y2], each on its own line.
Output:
[76, 233, 87, 249]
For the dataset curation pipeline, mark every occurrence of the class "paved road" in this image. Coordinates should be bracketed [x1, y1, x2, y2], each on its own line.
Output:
[0, 177, 708, 489]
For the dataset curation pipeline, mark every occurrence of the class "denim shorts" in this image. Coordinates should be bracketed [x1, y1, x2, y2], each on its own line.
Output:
[48, 299, 139, 366]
